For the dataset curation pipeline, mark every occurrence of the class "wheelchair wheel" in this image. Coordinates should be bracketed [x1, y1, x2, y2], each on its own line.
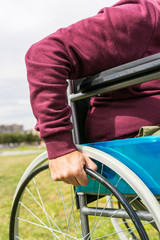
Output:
[79, 145, 160, 240]
[9, 146, 160, 240]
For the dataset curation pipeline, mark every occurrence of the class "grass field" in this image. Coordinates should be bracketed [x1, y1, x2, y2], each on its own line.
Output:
[2, 148, 117, 240]
[1, 146, 159, 239]
[0, 147, 44, 240]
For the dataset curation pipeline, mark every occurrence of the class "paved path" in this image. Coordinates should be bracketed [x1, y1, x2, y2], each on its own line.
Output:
[0, 150, 44, 156]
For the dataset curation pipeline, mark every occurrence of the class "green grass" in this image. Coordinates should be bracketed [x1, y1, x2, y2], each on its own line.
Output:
[0, 148, 116, 239]
[1, 147, 159, 239]
[0, 149, 42, 240]
[0, 144, 46, 153]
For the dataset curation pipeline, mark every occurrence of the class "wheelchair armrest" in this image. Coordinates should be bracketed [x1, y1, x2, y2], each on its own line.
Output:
[77, 53, 160, 93]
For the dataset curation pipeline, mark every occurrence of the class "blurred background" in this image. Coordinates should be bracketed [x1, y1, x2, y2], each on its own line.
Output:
[0, 0, 117, 134]
[0, 2, 119, 238]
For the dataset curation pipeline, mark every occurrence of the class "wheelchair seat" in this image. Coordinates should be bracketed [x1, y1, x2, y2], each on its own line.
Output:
[77, 135, 160, 196]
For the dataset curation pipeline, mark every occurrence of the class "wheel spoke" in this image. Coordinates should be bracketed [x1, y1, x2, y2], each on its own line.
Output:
[19, 202, 53, 233]
[15, 236, 23, 240]
[25, 186, 62, 233]
[65, 186, 77, 240]
[17, 217, 78, 239]
[46, 171, 82, 237]
[89, 164, 104, 240]
[32, 177, 56, 238]
[88, 174, 122, 239]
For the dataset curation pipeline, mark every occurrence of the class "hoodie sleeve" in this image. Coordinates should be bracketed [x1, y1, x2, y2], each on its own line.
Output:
[25, 0, 156, 159]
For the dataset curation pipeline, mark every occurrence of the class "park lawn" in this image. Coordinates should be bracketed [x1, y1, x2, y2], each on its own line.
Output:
[0, 145, 46, 153]
[0, 151, 41, 240]
[0, 148, 158, 239]
[0, 150, 116, 240]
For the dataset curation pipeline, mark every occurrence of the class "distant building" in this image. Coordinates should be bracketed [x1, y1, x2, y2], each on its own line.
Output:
[0, 124, 24, 133]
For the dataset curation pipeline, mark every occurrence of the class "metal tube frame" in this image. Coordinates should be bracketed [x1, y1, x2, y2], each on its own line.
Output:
[80, 206, 153, 222]
[78, 193, 91, 240]
[77, 192, 153, 239]
[69, 71, 160, 102]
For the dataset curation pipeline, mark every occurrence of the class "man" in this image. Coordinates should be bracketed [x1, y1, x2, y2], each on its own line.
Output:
[25, 0, 160, 187]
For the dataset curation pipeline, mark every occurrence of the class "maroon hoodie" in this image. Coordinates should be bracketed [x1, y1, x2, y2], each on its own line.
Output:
[25, 0, 160, 159]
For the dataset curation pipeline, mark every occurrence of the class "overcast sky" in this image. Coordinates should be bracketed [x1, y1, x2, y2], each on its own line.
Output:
[0, 0, 117, 130]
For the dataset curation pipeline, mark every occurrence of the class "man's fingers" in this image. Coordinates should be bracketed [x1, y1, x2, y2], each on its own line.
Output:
[84, 154, 98, 171]
[75, 168, 89, 186]
[66, 177, 81, 187]
[61, 178, 70, 184]
[83, 154, 98, 180]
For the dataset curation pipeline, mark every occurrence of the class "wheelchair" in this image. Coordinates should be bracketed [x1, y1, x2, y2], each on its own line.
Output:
[10, 53, 160, 239]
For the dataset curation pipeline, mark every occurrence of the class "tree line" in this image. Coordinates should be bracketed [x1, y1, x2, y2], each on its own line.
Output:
[0, 132, 41, 145]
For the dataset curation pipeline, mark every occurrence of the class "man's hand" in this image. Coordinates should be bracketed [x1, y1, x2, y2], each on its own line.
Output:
[49, 150, 97, 187]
